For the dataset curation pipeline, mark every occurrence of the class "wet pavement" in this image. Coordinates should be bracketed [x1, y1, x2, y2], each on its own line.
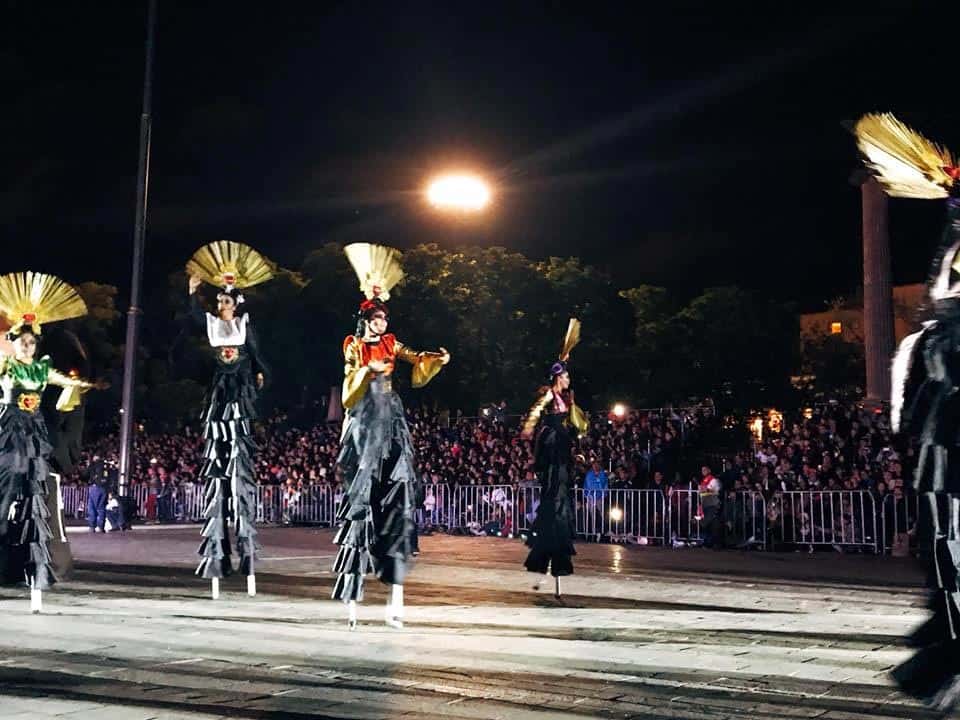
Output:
[0, 526, 945, 719]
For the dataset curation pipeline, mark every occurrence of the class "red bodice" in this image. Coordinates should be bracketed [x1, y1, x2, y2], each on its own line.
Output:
[342, 333, 397, 375]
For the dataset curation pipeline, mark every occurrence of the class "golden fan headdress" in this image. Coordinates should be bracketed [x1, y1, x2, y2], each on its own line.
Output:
[344, 243, 404, 301]
[559, 318, 581, 361]
[185, 241, 275, 290]
[855, 113, 958, 199]
[0, 271, 87, 335]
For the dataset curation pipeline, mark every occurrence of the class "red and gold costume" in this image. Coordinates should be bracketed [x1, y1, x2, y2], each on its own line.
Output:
[332, 244, 449, 606]
[341, 333, 446, 410]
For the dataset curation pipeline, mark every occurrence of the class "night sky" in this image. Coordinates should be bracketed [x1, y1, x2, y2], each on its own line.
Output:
[4, 2, 958, 310]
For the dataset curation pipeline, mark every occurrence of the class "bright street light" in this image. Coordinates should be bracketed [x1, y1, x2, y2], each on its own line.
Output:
[611, 403, 626, 419]
[426, 173, 491, 211]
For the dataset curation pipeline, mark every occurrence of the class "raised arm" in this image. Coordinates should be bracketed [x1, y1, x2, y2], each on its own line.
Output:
[47, 365, 101, 412]
[394, 340, 450, 388]
[187, 276, 207, 329]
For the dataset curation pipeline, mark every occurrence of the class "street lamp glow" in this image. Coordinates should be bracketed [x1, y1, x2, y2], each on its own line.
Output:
[611, 403, 626, 419]
[427, 174, 491, 211]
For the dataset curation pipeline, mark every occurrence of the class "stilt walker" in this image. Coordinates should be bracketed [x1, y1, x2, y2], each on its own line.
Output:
[521, 319, 587, 597]
[855, 113, 960, 710]
[186, 242, 274, 599]
[0, 272, 106, 612]
[333, 243, 450, 629]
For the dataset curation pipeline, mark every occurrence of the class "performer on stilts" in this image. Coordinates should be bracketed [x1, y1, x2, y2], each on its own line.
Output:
[333, 243, 450, 629]
[0, 272, 106, 613]
[520, 318, 587, 598]
[855, 113, 960, 710]
[186, 241, 274, 600]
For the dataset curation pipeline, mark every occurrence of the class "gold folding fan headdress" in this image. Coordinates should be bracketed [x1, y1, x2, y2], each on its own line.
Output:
[344, 243, 405, 302]
[185, 241, 275, 291]
[854, 113, 959, 199]
[0, 271, 88, 336]
[559, 318, 581, 362]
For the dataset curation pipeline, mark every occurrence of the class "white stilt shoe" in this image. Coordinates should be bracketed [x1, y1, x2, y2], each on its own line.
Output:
[385, 584, 404, 629]
[347, 600, 358, 630]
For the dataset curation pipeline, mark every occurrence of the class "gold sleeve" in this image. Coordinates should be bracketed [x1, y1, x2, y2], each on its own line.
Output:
[395, 341, 446, 388]
[341, 338, 373, 410]
[570, 402, 589, 436]
[522, 390, 553, 437]
[47, 367, 95, 413]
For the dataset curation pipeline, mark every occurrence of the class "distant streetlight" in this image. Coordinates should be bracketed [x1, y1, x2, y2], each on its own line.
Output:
[426, 173, 491, 212]
[611, 403, 627, 419]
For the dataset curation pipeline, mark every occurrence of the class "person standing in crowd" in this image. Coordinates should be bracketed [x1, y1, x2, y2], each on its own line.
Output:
[521, 319, 588, 597]
[0, 272, 106, 612]
[583, 458, 609, 536]
[185, 241, 274, 599]
[698, 465, 722, 548]
[86, 477, 106, 533]
[333, 243, 450, 629]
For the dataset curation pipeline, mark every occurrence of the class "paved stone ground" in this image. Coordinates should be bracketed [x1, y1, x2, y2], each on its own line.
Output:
[0, 526, 948, 719]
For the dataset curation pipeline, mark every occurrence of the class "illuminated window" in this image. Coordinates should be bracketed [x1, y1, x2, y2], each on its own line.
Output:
[830, 322, 842, 335]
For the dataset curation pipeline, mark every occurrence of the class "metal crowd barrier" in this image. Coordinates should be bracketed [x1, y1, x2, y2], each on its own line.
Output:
[419, 482, 454, 529]
[774, 490, 878, 553]
[55, 479, 884, 556]
[515, 485, 541, 534]
[61, 485, 88, 518]
[255, 484, 337, 526]
[724, 491, 767, 550]
[574, 488, 667, 544]
[449, 484, 516, 535]
[668, 485, 702, 544]
[881, 492, 918, 555]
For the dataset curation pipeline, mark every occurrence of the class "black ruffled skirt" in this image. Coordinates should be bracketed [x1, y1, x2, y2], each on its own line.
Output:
[524, 415, 576, 577]
[0, 398, 56, 589]
[196, 353, 259, 579]
[332, 376, 417, 602]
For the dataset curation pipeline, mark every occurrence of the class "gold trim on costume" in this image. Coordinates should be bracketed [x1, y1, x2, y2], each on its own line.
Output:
[16, 393, 41, 413]
[341, 337, 373, 410]
[48, 368, 95, 412]
[570, 402, 589, 435]
[522, 389, 553, 437]
[395, 341, 445, 388]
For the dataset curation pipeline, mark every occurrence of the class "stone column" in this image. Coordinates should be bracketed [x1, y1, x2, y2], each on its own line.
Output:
[860, 174, 895, 405]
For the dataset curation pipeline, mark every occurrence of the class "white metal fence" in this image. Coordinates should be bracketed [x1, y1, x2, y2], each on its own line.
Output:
[449, 484, 516, 535]
[881, 493, 918, 555]
[574, 488, 667, 544]
[772, 491, 878, 552]
[59, 481, 890, 554]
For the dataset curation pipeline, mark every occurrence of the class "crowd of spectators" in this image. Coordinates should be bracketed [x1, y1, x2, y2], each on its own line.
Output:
[65, 400, 914, 548]
[66, 404, 709, 491]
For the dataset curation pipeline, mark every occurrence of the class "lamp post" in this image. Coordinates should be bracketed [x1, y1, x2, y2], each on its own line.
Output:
[118, 0, 158, 495]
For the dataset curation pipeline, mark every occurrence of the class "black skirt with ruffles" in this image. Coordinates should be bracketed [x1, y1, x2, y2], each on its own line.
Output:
[196, 348, 260, 579]
[524, 412, 576, 577]
[0, 391, 56, 589]
[332, 375, 417, 602]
